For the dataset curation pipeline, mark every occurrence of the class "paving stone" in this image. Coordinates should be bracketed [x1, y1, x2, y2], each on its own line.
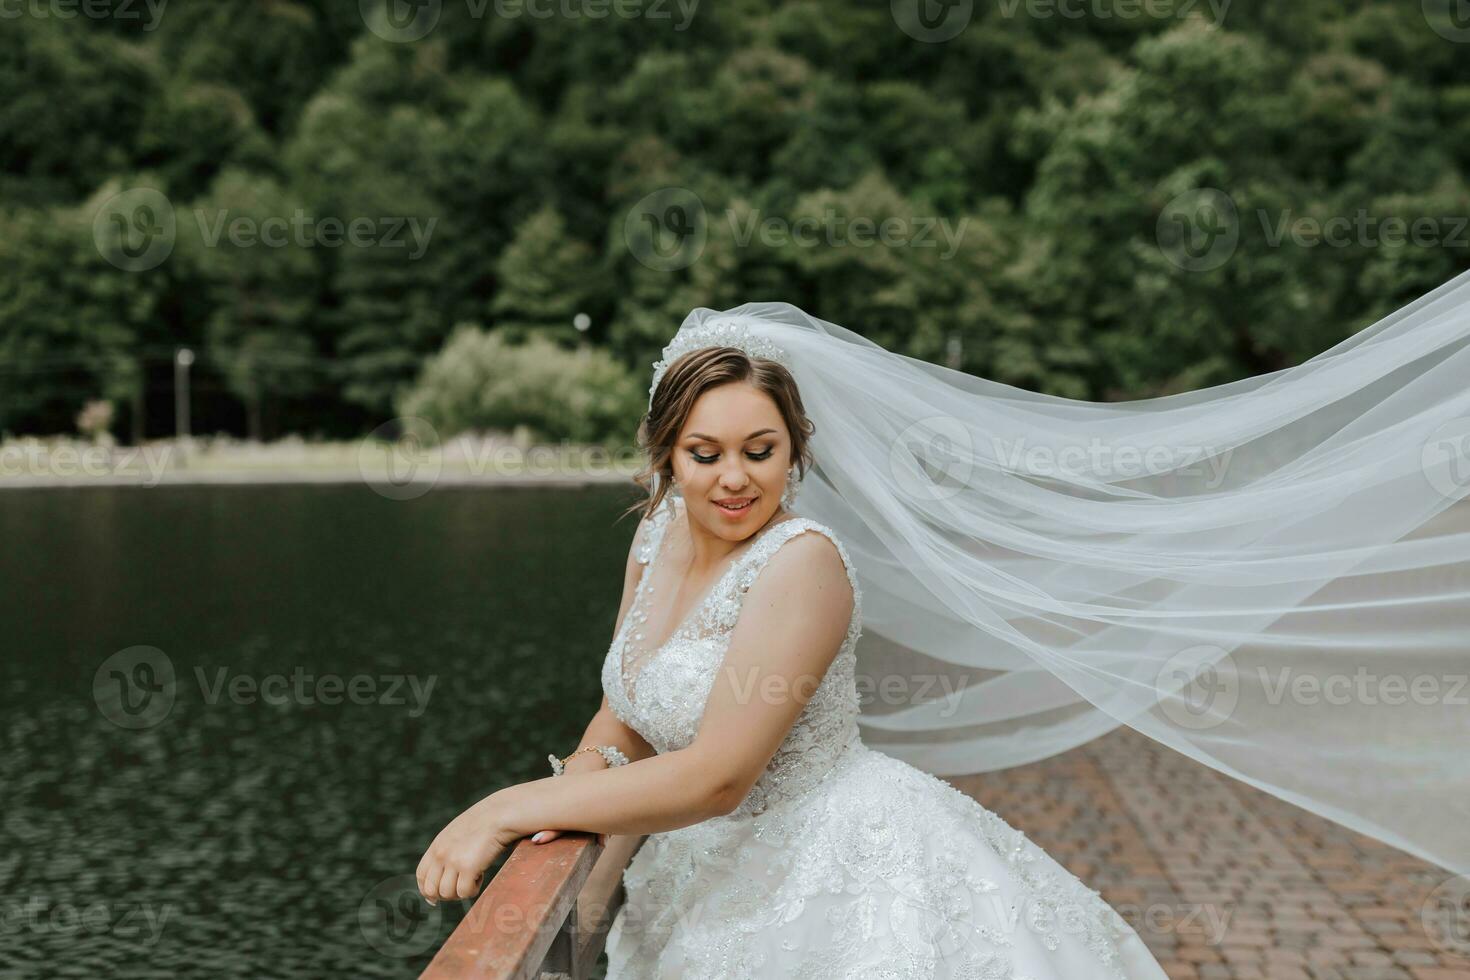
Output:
[947, 727, 1470, 978]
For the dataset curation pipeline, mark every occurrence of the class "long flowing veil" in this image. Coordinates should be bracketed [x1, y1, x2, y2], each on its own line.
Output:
[671, 270, 1470, 878]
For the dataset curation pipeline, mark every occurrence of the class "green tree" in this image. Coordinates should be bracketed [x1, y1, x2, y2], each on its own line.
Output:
[179, 169, 321, 440]
[0, 18, 159, 205]
[400, 326, 644, 445]
[0, 182, 173, 436]
[491, 205, 599, 345]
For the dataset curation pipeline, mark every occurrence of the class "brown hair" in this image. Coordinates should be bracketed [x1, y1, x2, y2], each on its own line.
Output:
[624, 346, 815, 523]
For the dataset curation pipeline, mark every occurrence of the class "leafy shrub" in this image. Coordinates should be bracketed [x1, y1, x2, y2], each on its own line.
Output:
[399, 326, 645, 446]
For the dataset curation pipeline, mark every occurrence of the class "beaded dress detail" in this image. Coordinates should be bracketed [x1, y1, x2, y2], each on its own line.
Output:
[601, 498, 1169, 980]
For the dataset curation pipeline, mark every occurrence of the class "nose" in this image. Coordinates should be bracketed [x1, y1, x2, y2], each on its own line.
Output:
[719, 461, 749, 491]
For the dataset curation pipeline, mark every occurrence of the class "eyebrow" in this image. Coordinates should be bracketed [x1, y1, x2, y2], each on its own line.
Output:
[685, 429, 778, 442]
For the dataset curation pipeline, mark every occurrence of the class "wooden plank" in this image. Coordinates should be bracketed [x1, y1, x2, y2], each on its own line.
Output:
[419, 833, 646, 980]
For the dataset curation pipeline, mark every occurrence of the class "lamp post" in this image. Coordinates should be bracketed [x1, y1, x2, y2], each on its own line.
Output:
[174, 347, 194, 463]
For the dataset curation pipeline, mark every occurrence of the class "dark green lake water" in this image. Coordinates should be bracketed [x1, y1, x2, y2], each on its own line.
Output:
[0, 484, 638, 978]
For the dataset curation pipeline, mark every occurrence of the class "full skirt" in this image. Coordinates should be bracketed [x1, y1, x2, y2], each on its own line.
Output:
[603, 742, 1169, 979]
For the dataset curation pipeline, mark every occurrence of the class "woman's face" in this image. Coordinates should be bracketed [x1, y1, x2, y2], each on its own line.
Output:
[670, 381, 792, 541]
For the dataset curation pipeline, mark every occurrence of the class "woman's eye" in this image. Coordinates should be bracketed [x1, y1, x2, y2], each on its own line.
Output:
[688, 448, 775, 464]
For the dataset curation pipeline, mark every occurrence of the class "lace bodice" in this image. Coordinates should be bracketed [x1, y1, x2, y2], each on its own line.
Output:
[600, 498, 864, 818]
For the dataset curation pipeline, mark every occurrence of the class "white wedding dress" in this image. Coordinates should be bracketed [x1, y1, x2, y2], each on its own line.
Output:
[601, 497, 1170, 979]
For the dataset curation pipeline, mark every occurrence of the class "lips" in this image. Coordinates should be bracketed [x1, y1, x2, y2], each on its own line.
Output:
[714, 497, 755, 514]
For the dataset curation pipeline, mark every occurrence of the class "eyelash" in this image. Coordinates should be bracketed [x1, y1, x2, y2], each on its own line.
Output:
[690, 448, 775, 465]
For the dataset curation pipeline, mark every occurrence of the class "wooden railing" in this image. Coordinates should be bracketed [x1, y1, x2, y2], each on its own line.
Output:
[420, 833, 645, 979]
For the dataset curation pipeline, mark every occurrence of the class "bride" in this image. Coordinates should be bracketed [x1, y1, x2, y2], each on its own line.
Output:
[418, 275, 1470, 975]
[415, 321, 1172, 977]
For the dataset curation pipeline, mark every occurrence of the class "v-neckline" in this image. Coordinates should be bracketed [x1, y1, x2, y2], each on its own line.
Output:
[620, 499, 801, 704]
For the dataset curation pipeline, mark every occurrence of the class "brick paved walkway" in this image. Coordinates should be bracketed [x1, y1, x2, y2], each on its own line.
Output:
[948, 727, 1470, 979]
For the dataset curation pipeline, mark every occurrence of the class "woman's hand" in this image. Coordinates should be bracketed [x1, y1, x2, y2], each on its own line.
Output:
[416, 793, 520, 905]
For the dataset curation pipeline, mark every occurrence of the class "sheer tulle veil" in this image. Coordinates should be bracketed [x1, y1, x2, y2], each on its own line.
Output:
[659, 271, 1470, 878]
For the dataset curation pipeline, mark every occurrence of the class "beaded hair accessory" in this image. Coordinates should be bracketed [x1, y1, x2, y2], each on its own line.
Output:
[647, 315, 792, 407]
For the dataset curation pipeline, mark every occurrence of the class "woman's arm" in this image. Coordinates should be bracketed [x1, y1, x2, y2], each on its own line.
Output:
[514, 531, 856, 832]
[416, 529, 853, 903]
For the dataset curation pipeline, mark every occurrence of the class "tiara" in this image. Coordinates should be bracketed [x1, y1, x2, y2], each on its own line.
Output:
[647, 316, 792, 406]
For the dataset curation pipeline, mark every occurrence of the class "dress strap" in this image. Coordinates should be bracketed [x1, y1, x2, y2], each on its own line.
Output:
[634, 499, 679, 566]
[732, 518, 864, 630]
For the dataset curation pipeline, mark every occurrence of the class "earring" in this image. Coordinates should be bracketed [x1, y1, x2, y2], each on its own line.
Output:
[780, 463, 801, 510]
[664, 471, 682, 513]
